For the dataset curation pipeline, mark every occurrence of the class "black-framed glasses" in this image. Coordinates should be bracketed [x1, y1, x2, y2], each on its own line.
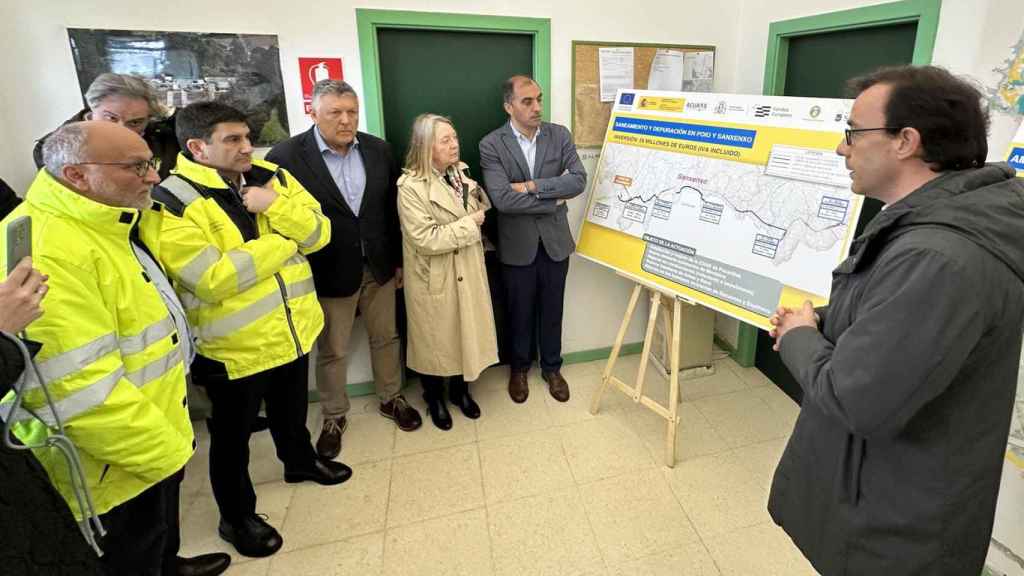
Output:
[76, 158, 158, 177]
[844, 127, 898, 146]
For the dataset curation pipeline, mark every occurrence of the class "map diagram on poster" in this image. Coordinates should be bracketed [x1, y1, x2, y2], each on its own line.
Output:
[577, 90, 863, 329]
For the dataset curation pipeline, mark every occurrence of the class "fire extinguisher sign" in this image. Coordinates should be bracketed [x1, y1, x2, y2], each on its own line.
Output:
[299, 58, 343, 115]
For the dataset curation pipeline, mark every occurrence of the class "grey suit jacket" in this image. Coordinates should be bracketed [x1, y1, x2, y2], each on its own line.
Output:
[479, 121, 587, 266]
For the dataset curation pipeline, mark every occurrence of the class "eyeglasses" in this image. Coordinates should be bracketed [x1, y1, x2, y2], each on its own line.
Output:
[844, 127, 898, 146]
[76, 158, 158, 177]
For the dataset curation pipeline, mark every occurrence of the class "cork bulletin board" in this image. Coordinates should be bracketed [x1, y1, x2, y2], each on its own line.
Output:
[571, 40, 716, 148]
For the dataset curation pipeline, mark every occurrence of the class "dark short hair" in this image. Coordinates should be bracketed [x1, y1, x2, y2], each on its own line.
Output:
[848, 65, 989, 171]
[175, 101, 249, 150]
[502, 75, 536, 104]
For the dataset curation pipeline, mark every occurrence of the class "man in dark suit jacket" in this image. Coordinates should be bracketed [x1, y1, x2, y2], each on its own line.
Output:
[266, 80, 422, 460]
[479, 75, 587, 404]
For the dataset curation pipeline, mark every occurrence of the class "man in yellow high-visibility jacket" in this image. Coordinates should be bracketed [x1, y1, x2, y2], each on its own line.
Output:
[0, 121, 229, 575]
[152, 101, 350, 558]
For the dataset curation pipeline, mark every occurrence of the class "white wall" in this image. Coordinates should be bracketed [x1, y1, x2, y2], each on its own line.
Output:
[0, 0, 744, 385]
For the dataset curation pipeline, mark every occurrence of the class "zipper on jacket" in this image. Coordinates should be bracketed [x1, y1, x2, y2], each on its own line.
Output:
[98, 464, 110, 483]
[274, 272, 304, 359]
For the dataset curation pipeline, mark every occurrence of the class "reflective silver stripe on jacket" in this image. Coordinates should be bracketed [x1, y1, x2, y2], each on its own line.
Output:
[226, 249, 258, 292]
[177, 246, 220, 292]
[297, 220, 323, 249]
[0, 367, 125, 426]
[119, 316, 176, 356]
[160, 175, 202, 206]
[31, 333, 118, 389]
[195, 277, 316, 341]
[125, 346, 182, 388]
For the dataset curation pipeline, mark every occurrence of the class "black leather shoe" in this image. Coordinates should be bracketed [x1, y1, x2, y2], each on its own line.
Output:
[424, 394, 453, 430]
[218, 515, 283, 558]
[449, 380, 481, 419]
[175, 553, 231, 576]
[284, 458, 353, 485]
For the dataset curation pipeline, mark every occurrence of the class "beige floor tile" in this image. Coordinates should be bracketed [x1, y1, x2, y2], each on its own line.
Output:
[693, 390, 793, 448]
[579, 468, 700, 565]
[330, 411, 397, 465]
[679, 360, 750, 401]
[560, 410, 655, 484]
[391, 382, 478, 456]
[479, 429, 575, 505]
[726, 360, 776, 389]
[704, 523, 818, 576]
[267, 532, 384, 576]
[627, 401, 731, 465]
[474, 376, 555, 442]
[179, 481, 295, 565]
[750, 384, 801, 431]
[665, 451, 771, 539]
[387, 444, 484, 527]
[608, 543, 721, 576]
[732, 437, 789, 491]
[249, 429, 286, 486]
[548, 368, 610, 424]
[382, 509, 493, 576]
[279, 460, 391, 551]
[488, 488, 605, 576]
[223, 559, 270, 576]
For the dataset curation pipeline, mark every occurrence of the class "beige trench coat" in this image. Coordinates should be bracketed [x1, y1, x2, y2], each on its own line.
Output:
[397, 164, 498, 381]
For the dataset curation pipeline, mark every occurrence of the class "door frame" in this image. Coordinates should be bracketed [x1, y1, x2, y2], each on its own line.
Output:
[355, 9, 551, 138]
[732, 0, 942, 367]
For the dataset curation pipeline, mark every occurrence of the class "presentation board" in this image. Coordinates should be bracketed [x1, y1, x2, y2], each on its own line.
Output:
[576, 90, 864, 330]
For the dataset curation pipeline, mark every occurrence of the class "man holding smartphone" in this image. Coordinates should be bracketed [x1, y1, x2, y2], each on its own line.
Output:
[0, 121, 229, 575]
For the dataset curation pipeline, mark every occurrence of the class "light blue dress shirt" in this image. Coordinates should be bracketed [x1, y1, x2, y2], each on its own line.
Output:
[314, 126, 366, 216]
[510, 121, 539, 178]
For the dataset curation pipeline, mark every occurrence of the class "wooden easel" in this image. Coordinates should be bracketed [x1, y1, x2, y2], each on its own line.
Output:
[589, 278, 696, 467]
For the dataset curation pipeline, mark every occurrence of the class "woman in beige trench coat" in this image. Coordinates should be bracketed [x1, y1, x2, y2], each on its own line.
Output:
[397, 114, 499, 430]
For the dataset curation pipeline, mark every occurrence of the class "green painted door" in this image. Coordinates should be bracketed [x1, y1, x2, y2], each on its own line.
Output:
[377, 28, 534, 366]
[756, 23, 917, 403]
[377, 28, 532, 179]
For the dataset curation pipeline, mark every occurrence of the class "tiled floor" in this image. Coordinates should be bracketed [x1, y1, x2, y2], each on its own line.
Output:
[179, 354, 819, 575]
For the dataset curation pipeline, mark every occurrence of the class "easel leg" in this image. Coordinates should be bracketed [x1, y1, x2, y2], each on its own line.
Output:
[665, 298, 683, 467]
[590, 283, 643, 415]
[634, 290, 662, 402]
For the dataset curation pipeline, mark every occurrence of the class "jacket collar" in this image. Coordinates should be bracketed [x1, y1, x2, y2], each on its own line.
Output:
[172, 153, 279, 190]
[25, 168, 141, 234]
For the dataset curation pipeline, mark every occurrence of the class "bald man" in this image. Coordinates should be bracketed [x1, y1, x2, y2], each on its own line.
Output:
[1, 122, 229, 575]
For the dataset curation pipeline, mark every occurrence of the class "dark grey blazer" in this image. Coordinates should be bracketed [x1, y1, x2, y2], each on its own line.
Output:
[479, 121, 586, 266]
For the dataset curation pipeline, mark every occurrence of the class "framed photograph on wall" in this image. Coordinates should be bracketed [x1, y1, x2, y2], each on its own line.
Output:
[67, 28, 289, 146]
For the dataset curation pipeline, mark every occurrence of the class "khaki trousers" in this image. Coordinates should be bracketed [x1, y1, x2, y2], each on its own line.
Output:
[316, 265, 402, 418]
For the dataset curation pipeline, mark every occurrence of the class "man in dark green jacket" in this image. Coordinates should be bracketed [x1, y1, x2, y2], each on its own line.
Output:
[770, 65, 1024, 575]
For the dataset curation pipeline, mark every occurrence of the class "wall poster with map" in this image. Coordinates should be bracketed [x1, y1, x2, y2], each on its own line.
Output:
[576, 90, 862, 330]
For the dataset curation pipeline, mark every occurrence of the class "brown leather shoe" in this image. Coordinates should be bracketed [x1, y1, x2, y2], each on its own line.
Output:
[508, 370, 529, 403]
[542, 371, 570, 402]
[316, 416, 347, 460]
[380, 395, 423, 431]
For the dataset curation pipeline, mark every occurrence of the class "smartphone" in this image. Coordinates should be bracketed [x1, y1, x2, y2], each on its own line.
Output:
[6, 215, 31, 275]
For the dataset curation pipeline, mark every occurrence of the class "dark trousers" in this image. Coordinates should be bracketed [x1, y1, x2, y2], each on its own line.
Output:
[202, 355, 316, 524]
[98, 468, 183, 576]
[502, 242, 570, 373]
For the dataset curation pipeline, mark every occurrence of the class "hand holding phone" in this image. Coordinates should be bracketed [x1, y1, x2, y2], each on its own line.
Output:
[0, 257, 48, 333]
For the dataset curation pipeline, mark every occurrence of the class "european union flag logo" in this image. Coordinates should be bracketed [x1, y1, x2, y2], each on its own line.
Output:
[620, 93, 635, 105]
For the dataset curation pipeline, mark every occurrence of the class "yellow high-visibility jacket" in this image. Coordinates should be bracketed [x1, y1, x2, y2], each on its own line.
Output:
[0, 169, 194, 518]
[152, 154, 329, 379]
